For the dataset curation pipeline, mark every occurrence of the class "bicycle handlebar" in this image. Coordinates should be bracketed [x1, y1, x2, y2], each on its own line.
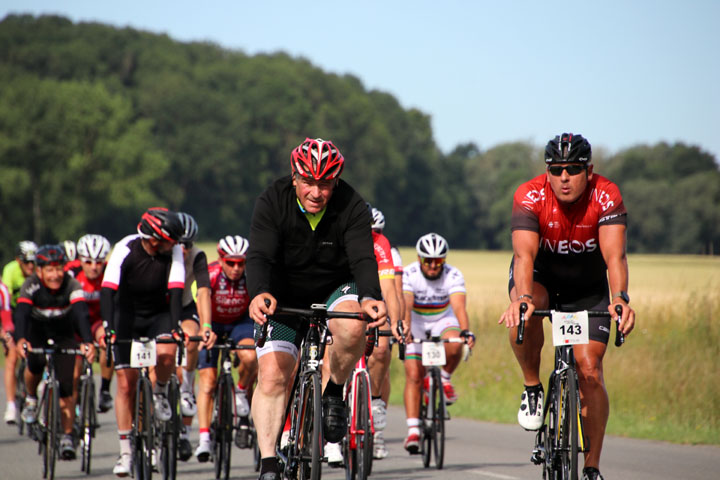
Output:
[516, 303, 624, 347]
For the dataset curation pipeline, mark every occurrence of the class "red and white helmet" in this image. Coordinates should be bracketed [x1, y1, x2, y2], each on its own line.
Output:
[290, 138, 344, 180]
[217, 235, 249, 259]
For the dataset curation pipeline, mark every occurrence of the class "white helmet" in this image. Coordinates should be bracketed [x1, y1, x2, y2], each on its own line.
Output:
[178, 212, 199, 245]
[416, 233, 448, 258]
[371, 208, 385, 231]
[16, 241, 38, 262]
[217, 235, 249, 258]
[62, 240, 77, 262]
[77, 234, 111, 260]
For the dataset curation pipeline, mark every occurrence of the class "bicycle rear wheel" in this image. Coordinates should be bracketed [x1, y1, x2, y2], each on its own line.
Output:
[296, 373, 322, 480]
[160, 377, 180, 480]
[15, 358, 27, 436]
[134, 378, 154, 480]
[430, 368, 445, 469]
[79, 376, 96, 474]
[420, 372, 432, 469]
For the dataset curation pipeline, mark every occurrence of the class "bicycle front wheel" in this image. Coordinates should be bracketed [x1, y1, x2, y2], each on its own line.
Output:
[296, 373, 322, 480]
[79, 376, 96, 474]
[42, 380, 60, 480]
[134, 378, 154, 480]
[160, 377, 180, 480]
[420, 373, 432, 469]
[559, 368, 580, 480]
[355, 372, 373, 480]
[213, 374, 234, 480]
[430, 368, 446, 469]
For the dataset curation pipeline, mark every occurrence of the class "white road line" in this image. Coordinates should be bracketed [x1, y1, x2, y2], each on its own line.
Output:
[469, 470, 519, 480]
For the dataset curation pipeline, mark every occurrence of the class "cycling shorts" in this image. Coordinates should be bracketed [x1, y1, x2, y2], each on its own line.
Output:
[507, 259, 611, 344]
[255, 281, 359, 361]
[181, 301, 199, 324]
[26, 324, 77, 399]
[113, 311, 174, 370]
[405, 316, 460, 361]
[198, 314, 255, 369]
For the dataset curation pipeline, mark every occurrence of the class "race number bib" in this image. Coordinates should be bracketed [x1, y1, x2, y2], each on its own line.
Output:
[130, 339, 157, 368]
[551, 311, 589, 346]
[422, 341, 446, 366]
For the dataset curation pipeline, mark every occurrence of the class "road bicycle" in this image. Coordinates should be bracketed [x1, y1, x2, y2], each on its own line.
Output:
[406, 334, 471, 470]
[15, 355, 29, 436]
[27, 340, 86, 480]
[517, 303, 624, 480]
[112, 334, 202, 480]
[77, 355, 99, 474]
[343, 328, 393, 480]
[206, 336, 256, 480]
[257, 302, 369, 480]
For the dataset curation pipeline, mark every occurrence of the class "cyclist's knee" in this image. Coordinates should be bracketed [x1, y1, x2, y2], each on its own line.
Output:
[576, 357, 604, 386]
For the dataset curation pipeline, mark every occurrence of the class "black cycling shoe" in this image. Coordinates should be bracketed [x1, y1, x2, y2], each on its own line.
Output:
[258, 472, 279, 480]
[322, 396, 347, 444]
[235, 424, 251, 449]
[178, 437, 193, 461]
[98, 390, 113, 413]
[582, 467, 605, 480]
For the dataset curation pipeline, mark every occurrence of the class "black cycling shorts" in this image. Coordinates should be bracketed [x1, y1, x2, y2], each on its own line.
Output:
[113, 311, 173, 369]
[508, 258, 611, 344]
[26, 322, 77, 398]
[181, 301, 199, 324]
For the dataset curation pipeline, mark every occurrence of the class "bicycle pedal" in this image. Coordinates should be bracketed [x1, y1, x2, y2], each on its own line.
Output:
[530, 448, 545, 465]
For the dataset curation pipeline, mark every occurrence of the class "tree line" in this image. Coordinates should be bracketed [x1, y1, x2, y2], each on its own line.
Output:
[1, 14, 718, 260]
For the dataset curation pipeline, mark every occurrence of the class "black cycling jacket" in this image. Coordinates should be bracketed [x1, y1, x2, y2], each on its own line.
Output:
[247, 176, 381, 308]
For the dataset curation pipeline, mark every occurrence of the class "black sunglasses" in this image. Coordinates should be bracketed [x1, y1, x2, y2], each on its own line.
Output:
[548, 164, 587, 176]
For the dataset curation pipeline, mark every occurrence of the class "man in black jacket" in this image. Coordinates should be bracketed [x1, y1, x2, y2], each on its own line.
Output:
[247, 138, 387, 480]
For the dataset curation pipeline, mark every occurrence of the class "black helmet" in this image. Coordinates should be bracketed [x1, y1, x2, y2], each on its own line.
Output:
[137, 207, 183, 242]
[545, 133, 591, 164]
[35, 244, 66, 267]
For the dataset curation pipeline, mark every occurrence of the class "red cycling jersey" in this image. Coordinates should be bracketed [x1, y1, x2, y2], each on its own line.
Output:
[75, 269, 103, 329]
[208, 261, 250, 324]
[0, 281, 11, 332]
[372, 231, 395, 281]
[511, 173, 627, 291]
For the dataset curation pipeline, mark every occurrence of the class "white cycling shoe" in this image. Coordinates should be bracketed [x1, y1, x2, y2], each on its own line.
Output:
[113, 453, 132, 477]
[373, 431, 389, 459]
[180, 390, 197, 417]
[4, 402, 17, 425]
[325, 441, 344, 467]
[153, 392, 172, 422]
[371, 398, 387, 431]
[195, 440, 212, 463]
[235, 387, 250, 416]
[518, 386, 544, 431]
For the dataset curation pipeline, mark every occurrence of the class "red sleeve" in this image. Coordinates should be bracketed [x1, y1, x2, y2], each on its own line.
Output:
[511, 176, 544, 232]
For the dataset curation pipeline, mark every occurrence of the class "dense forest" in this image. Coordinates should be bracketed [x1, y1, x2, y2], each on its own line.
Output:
[1, 14, 719, 259]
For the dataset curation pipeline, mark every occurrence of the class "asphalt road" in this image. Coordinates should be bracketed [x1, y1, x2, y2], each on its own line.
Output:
[0, 370, 717, 479]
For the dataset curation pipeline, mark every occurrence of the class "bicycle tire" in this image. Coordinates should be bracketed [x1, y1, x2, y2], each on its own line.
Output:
[420, 370, 433, 468]
[562, 367, 580, 480]
[355, 373, 373, 480]
[213, 374, 233, 480]
[160, 377, 180, 480]
[251, 416, 261, 472]
[46, 379, 60, 480]
[15, 358, 27, 436]
[80, 376, 95, 474]
[546, 371, 561, 480]
[296, 372, 322, 480]
[431, 368, 445, 469]
[135, 378, 154, 480]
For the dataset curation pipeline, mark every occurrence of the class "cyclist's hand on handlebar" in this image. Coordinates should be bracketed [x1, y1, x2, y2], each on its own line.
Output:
[460, 329, 476, 349]
[201, 325, 217, 350]
[171, 327, 186, 344]
[83, 342, 96, 363]
[609, 300, 635, 336]
[3, 330, 15, 350]
[499, 298, 536, 329]
[249, 293, 276, 325]
[361, 299, 387, 329]
[16, 338, 30, 359]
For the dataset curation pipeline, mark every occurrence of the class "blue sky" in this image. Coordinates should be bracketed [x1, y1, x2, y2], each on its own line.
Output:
[3, 1, 719, 161]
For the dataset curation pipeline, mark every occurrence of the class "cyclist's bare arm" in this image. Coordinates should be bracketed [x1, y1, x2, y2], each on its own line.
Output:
[379, 276, 402, 341]
[599, 224, 635, 335]
[402, 291, 414, 341]
[449, 293, 474, 348]
[500, 229, 540, 328]
[196, 286, 216, 349]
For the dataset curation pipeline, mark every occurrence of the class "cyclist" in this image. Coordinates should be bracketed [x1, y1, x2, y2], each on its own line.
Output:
[14, 244, 96, 460]
[74, 234, 115, 413]
[376, 207, 406, 459]
[2, 240, 38, 424]
[100, 207, 186, 477]
[247, 137, 387, 480]
[402, 232, 475, 454]
[1, 281, 13, 422]
[499, 133, 636, 480]
[194, 235, 256, 461]
[176, 212, 214, 461]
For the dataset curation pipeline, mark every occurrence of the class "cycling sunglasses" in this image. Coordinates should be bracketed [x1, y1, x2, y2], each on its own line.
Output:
[224, 259, 246, 267]
[421, 257, 445, 266]
[547, 164, 587, 176]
